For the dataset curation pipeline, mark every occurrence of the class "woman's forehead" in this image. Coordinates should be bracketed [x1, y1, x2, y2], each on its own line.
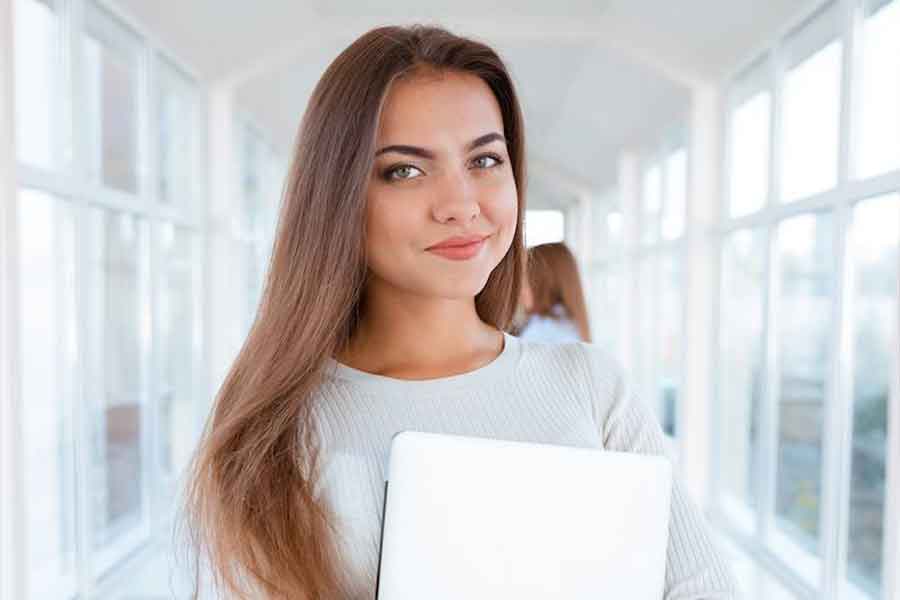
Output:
[376, 71, 505, 149]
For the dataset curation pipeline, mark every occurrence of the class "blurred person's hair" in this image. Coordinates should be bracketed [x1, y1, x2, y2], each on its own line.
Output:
[527, 242, 591, 342]
[182, 25, 527, 600]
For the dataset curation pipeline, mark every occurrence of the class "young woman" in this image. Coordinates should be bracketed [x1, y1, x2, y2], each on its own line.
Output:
[185, 25, 737, 600]
[517, 242, 592, 343]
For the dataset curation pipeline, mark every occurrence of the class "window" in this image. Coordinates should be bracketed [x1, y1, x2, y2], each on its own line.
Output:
[717, 7, 900, 595]
[779, 6, 842, 202]
[157, 59, 195, 206]
[11, 0, 204, 595]
[587, 199, 625, 362]
[606, 210, 624, 251]
[238, 122, 287, 327]
[14, 0, 61, 169]
[634, 145, 688, 439]
[18, 190, 78, 600]
[717, 229, 766, 526]
[641, 165, 661, 244]
[662, 149, 687, 240]
[728, 90, 772, 217]
[855, 0, 900, 179]
[81, 208, 151, 570]
[845, 193, 899, 597]
[588, 263, 623, 357]
[773, 213, 833, 568]
[657, 255, 683, 436]
[637, 255, 658, 416]
[525, 209, 565, 247]
[154, 224, 199, 505]
[83, 1, 141, 193]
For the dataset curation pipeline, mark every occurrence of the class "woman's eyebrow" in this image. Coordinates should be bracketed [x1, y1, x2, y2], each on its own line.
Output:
[374, 132, 507, 159]
[375, 145, 434, 159]
[467, 132, 506, 151]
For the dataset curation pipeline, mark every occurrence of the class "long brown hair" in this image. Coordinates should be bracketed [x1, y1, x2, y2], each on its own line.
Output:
[183, 25, 527, 599]
[527, 242, 591, 342]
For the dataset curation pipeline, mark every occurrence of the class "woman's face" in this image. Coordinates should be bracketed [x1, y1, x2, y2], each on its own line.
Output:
[364, 70, 518, 302]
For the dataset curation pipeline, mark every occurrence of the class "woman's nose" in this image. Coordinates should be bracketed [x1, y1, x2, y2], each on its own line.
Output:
[431, 170, 481, 224]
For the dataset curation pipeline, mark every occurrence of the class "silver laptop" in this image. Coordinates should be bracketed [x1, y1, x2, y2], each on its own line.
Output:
[376, 431, 673, 600]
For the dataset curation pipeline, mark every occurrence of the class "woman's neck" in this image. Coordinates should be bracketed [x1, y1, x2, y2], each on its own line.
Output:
[337, 293, 504, 380]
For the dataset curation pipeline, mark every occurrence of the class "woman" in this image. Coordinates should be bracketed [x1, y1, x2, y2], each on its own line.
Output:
[518, 242, 592, 343]
[185, 25, 737, 600]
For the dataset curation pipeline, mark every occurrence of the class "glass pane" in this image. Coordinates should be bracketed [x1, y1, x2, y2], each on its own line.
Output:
[18, 189, 78, 599]
[83, 2, 141, 194]
[637, 256, 658, 420]
[157, 59, 195, 205]
[855, 0, 900, 179]
[82, 208, 150, 561]
[780, 41, 842, 202]
[156, 224, 196, 481]
[718, 229, 766, 519]
[590, 202, 622, 258]
[774, 212, 834, 560]
[641, 166, 661, 244]
[239, 126, 284, 242]
[14, 0, 59, 168]
[241, 126, 264, 237]
[729, 91, 771, 217]
[525, 210, 565, 247]
[844, 193, 899, 597]
[658, 255, 682, 436]
[589, 263, 622, 358]
[606, 210, 624, 253]
[662, 149, 686, 240]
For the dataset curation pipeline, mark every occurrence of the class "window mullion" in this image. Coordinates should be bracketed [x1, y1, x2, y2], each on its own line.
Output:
[819, 188, 854, 599]
[71, 184, 95, 600]
[759, 225, 780, 546]
[0, 0, 24, 597]
[881, 200, 900, 600]
[820, 1, 863, 596]
[759, 44, 784, 548]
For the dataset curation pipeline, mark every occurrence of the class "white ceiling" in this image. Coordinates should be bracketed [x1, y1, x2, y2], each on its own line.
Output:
[113, 0, 816, 203]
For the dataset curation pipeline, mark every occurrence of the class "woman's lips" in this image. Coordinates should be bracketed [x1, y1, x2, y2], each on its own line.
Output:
[426, 237, 488, 261]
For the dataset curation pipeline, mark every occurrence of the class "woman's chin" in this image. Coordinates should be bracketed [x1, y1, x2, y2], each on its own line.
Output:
[427, 274, 493, 300]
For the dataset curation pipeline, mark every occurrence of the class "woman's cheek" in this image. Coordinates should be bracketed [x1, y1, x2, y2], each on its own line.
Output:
[485, 184, 519, 233]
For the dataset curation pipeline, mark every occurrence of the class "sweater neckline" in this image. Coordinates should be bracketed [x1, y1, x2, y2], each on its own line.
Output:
[325, 332, 521, 394]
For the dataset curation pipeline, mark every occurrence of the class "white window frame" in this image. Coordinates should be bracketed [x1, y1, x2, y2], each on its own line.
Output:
[5, 0, 207, 596]
[1, 1, 24, 598]
[711, 1, 900, 598]
[587, 130, 689, 461]
[636, 133, 689, 451]
[584, 189, 625, 363]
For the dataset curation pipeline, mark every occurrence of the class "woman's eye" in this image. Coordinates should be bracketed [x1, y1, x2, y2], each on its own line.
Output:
[471, 155, 502, 169]
[386, 165, 424, 181]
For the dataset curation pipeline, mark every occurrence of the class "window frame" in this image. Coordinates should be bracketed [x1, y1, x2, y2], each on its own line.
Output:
[712, 1, 900, 598]
[637, 136, 689, 447]
[587, 132, 690, 456]
[5, 0, 207, 596]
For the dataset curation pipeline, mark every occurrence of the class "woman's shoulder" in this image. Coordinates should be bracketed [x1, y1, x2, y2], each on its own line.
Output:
[516, 338, 626, 424]
[517, 337, 620, 377]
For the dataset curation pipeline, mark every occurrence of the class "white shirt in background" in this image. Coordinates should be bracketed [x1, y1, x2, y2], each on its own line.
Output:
[517, 303, 582, 343]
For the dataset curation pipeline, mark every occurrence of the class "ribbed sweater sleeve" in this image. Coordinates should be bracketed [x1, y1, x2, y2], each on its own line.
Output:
[585, 345, 740, 600]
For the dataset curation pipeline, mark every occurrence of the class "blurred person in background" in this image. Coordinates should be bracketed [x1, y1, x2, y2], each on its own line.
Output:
[516, 242, 591, 343]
